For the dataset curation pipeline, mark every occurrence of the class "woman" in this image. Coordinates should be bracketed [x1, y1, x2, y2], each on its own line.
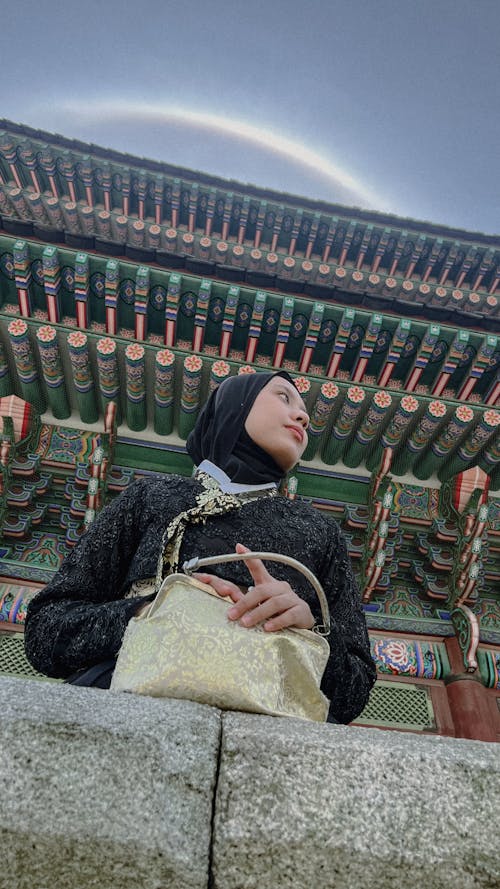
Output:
[25, 371, 375, 723]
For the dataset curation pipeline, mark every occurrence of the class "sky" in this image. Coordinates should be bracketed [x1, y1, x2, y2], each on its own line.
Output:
[1, 0, 499, 235]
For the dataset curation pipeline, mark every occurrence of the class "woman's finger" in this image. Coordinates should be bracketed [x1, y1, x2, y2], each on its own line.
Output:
[235, 542, 273, 587]
[227, 581, 300, 621]
[192, 572, 244, 603]
[238, 594, 292, 628]
[264, 603, 312, 632]
[226, 582, 279, 620]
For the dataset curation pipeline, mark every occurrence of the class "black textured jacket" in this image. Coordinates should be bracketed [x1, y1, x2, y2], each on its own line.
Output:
[25, 475, 376, 723]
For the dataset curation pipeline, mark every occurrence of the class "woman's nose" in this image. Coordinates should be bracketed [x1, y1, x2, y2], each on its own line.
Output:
[295, 408, 309, 429]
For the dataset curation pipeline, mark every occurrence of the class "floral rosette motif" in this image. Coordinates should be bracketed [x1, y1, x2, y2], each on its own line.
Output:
[156, 349, 175, 368]
[125, 343, 145, 362]
[429, 400, 447, 418]
[382, 395, 420, 448]
[455, 405, 474, 423]
[408, 401, 446, 453]
[67, 332, 93, 393]
[238, 365, 256, 375]
[484, 410, 500, 428]
[97, 337, 116, 356]
[7, 319, 37, 383]
[125, 344, 146, 404]
[458, 409, 500, 461]
[347, 386, 365, 404]
[374, 391, 392, 409]
[355, 391, 392, 445]
[36, 325, 57, 343]
[155, 349, 175, 408]
[292, 376, 311, 395]
[67, 331, 87, 349]
[209, 360, 231, 393]
[401, 395, 419, 414]
[371, 639, 440, 679]
[372, 639, 414, 674]
[307, 383, 339, 438]
[333, 387, 366, 440]
[181, 355, 203, 413]
[35, 325, 64, 388]
[96, 337, 119, 398]
[7, 319, 28, 338]
[431, 405, 474, 458]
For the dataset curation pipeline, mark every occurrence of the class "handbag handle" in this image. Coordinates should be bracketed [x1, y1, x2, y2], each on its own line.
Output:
[183, 551, 330, 635]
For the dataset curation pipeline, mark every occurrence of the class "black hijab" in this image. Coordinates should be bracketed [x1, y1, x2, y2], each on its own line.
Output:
[186, 371, 298, 485]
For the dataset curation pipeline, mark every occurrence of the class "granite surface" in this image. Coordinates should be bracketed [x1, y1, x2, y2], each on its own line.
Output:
[0, 678, 221, 889]
[213, 712, 500, 889]
[1, 678, 499, 889]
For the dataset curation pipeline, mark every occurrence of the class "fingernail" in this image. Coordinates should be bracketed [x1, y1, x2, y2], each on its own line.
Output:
[227, 607, 237, 619]
[240, 615, 250, 627]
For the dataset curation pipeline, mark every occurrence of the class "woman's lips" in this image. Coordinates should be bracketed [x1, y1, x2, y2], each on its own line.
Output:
[286, 425, 304, 443]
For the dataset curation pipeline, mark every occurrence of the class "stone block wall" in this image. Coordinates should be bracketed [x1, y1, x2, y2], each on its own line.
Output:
[1, 678, 499, 889]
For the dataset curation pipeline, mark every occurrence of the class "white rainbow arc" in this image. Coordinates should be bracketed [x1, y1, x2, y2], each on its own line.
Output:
[57, 99, 391, 211]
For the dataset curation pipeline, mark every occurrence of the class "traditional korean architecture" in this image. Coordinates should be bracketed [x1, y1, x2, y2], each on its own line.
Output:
[0, 119, 498, 740]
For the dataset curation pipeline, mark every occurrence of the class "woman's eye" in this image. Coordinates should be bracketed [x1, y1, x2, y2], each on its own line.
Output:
[279, 391, 290, 402]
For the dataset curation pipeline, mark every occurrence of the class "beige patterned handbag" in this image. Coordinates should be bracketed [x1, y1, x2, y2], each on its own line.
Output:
[111, 551, 331, 722]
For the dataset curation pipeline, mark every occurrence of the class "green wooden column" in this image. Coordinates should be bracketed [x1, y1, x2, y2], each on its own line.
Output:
[366, 394, 420, 471]
[291, 375, 312, 409]
[35, 325, 70, 419]
[125, 343, 147, 431]
[178, 354, 203, 440]
[67, 331, 99, 423]
[439, 409, 500, 481]
[393, 400, 446, 475]
[344, 390, 393, 469]
[414, 406, 475, 480]
[96, 337, 122, 425]
[322, 386, 366, 466]
[302, 382, 339, 461]
[154, 348, 176, 436]
[7, 318, 46, 412]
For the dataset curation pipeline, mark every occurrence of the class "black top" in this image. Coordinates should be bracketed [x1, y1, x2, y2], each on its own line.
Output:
[24, 474, 376, 724]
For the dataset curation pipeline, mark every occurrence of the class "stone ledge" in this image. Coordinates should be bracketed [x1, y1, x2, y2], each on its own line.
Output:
[214, 712, 500, 889]
[1, 678, 499, 889]
[0, 678, 221, 889]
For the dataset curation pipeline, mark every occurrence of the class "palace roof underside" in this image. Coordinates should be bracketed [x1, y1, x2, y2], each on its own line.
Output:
[0, 119, 499, 337]
[0, 121, 498, 677]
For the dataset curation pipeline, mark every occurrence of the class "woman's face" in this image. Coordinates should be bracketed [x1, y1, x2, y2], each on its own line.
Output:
[244, 377, 309, 472]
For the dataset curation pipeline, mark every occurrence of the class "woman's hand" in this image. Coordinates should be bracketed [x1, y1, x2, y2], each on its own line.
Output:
[193, 543, 314, 632]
